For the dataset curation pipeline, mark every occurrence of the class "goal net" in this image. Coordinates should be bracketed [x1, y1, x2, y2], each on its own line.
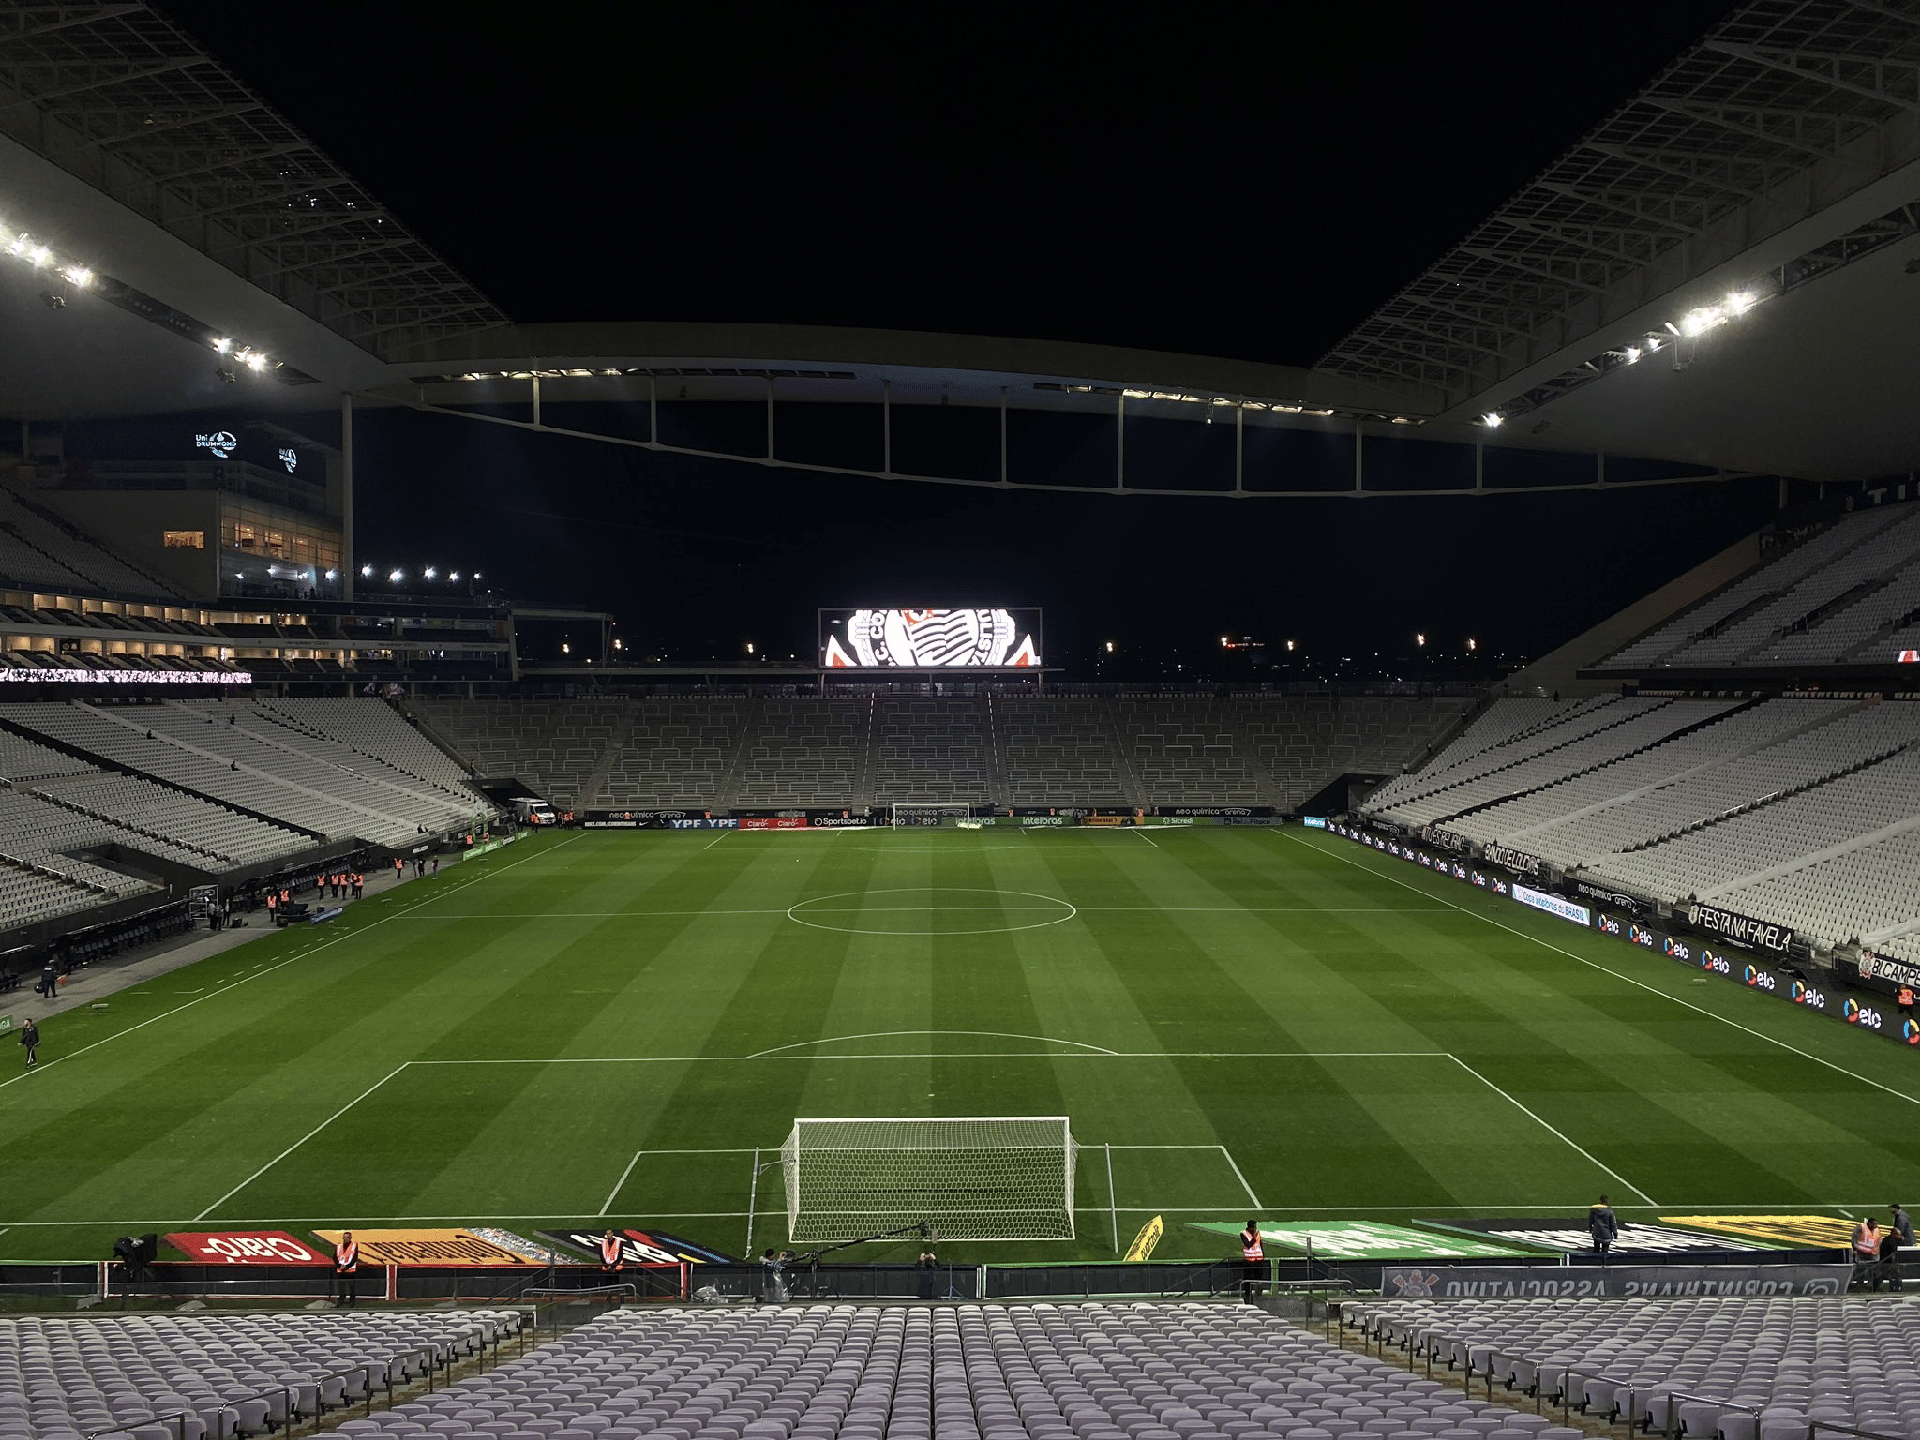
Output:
[781, 1116, 1078, 1242]
[891, 804, 971, 827]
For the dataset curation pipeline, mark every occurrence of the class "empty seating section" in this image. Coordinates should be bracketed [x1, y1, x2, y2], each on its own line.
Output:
[414, 698, 633, 808]
[0, 485, 179, 598]
[1232, 696, 1474, 810]
[1364, 699, 1598, 813]
[262, 699, 479, 799]
[0, 728, 95, 782]
[33, 771, 300, 867]
[1593, 738, 1920, 911]
[0, 699, 486, 852]
[1369, 699, 1703, 828]
[0, 1309, 524, 1440]
[1116, 700, 1262, 806]
[331, 1302, 1572, 1440]
[997, 699, 1131, 806]
[1444, 699, 1837, 854]
[1489, 701, 1912, 868]
[1763, 551, 1920, 664]
[1350, 1295, 1920, 1440]
[734, 700, 864, 808]
[1602, 504, 1917, 670]
[0, 784, 179, 898]
[872, 698, 990, 805]
[1361, 696, 1920, 945]
[1715, 826, 1920, 946]
[1598, 501, 1920, 672]
[0, 852, 107, 929]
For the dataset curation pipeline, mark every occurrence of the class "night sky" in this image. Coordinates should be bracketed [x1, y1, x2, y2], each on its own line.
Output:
[143, 0, 1770, 675]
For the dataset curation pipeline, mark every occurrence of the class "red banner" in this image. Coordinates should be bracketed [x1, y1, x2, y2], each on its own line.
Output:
[739, 817, 808, 830]
[165, 1230, 328, 1265]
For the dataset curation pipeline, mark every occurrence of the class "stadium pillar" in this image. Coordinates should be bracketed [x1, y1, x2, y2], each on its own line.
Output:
[340, 394, 354, 602]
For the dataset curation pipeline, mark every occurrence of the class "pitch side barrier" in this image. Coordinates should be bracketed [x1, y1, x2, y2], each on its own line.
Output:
[1325, 820, 1920, 1051]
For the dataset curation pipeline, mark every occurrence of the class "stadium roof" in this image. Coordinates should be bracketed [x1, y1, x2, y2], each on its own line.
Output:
[1, 0, 1917, 484]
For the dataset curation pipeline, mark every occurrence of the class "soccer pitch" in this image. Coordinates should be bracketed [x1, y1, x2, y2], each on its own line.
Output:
[5, 823, 1919, 1265]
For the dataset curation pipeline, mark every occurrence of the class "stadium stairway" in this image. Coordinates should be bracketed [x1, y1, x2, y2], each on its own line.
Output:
[1098, 698, 1150, 810]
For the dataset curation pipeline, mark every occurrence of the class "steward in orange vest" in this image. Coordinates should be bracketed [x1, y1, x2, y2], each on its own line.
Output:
[334, 1231, 359, 1306]
[600, 1229, 624, 1272]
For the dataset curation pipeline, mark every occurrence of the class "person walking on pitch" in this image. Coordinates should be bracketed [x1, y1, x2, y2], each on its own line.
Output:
[19, 1018, 39, 1069]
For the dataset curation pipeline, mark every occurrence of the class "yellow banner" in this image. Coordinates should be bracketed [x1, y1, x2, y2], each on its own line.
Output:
[312, 1228, 533, 1266]
[1124, 1214, 1164, 1262]
[1660, 1214, 1855, 1248]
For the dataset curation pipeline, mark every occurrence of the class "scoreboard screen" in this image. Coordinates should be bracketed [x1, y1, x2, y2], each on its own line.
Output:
[821, 608, 1041, 668]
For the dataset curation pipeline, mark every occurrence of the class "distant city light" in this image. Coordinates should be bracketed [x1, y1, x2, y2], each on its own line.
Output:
[746, 642, 755, 655]
[1104, 641, 1114, 653]
[324, 569, 338, 580]
[360, 564, 373, 577]
[1416, 633, 1426, 646]
[449, 571, 460, 581]
[1285, 639, 1295, 652]
[561, 642, 570, 655]
[424, 566, 437, 579]
[1467, 637, 1477, 652]
[388, 568, 402, 583]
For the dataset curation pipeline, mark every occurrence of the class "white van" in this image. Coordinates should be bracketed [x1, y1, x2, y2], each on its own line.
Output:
[511, 797, 558, 826]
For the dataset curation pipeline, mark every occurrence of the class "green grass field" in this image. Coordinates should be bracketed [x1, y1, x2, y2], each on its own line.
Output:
[5, 823, 1918, 1265]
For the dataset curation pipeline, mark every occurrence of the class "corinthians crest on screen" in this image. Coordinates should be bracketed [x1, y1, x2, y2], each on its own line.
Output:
[823, 608, 1040, 668]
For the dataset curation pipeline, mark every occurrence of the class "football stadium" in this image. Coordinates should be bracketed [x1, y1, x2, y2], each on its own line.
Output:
[5, 3, 1920, 1439]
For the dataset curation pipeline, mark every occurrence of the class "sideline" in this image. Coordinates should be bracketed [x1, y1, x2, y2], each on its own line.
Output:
[0, 836, 573, 1096]
[1288, 829, 1920, 1107]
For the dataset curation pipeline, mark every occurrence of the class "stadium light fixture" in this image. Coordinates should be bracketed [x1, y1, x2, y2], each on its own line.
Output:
[1663, 321, 1681, 336]
[212, 337, 233, 354]
[1480, 412, 1504, 428]
[27, 244, 50, 266]
[388, 568, 402, 583]
[1725, 291, 1755, 315]
[1623, 346, 1640, 364]
[449, 570, 460, 581]
[424, 566, 437, 579]
[324, 569, 337, 581]
[59, 265, 91, 288]
[360, 564, 373, 578]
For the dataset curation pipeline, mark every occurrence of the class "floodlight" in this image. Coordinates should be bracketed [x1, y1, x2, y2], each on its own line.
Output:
[1481, 412, 1504, 428]
[212, 337, 232, 354]
[5, 236, 24, 256]
[1680, 307, 1720, 337]
[324, 569, 337, 580]
[1664, 321, 1681, 336]
[27, 244, 50, 266]
[1624, 346, 1640, 363]
[424, 566, 437, 579]
[1725, 291, 1755, 314]
[60, 265, 91, 287]
[449, 570, 460, 581]
[242, 350, 267, 371]
[388, 569, 402, 583]
[360, 564, 373, 577]
[1646, 335, 1662, 351]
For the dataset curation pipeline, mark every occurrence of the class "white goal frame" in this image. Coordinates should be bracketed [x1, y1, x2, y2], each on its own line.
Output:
[781, 1115, 1077, 1243]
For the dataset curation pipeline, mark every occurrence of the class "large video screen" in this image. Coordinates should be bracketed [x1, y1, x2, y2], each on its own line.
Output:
[821, 608, 1041, 668]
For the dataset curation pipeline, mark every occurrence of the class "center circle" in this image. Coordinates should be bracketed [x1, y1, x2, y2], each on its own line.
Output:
[786, 886, 1077, 936]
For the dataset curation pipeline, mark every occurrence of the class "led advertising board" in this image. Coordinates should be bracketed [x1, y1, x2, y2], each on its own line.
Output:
[821, 608, 1041, 668]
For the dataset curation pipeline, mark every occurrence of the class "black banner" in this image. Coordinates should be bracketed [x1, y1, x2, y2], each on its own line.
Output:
[1155, 805, 1274, 818]
[1482, 843, 1544, 879]
[1687, 901, 1795, 954]
[1424, 826, 1471, 854]
[1380, 1263, 1851, 1298]
[1575, 879, 1645, 916]
[1858, 951, 1920, 995]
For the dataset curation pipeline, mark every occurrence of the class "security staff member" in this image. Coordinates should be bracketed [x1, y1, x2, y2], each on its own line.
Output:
[1239, 1219, 1264, 1299]
[333, 1230, 359, 1305]
[599, 1229, 624, 1274]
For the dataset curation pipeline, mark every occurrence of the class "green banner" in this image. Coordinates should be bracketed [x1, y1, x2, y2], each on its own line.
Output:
[1189, 1219, 1540, 1261]
[0, 1014, 10, 1034]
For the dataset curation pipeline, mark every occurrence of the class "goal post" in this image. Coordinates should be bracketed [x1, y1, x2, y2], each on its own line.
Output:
[890, 803, 972, 827]
[781, 1116, 1078, 1242]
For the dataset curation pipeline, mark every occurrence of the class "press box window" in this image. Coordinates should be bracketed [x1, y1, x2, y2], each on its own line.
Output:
[163, 530, 205, 549]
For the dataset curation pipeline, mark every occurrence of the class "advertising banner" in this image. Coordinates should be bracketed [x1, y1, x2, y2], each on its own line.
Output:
[1857, 950, 1920, 992]
[1686, 901, 1795, 954]
[310, 1228, 538, 1266]
[1412, 1217, 1782, 1255]
[540, 1227, 734, 1266]
[1156, 806, 1273, 818]
[1380, 1263, 1851, 1298]
[1190, 1219, 1537, 1260]
[0, 668, 252, 686]
[1513, 884, 1591, 927]
[164, 1230, 328, 1264]
[821, 607, 1041, 668]
[739, 817, 808, 830]
[666, 818, 739, 830]
[1658, 1214, 1859, 1249]
[1301, 817, 1328, 829]
[1575, 880, 1646, 916]
[1124, 1216, 1165, 1262]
